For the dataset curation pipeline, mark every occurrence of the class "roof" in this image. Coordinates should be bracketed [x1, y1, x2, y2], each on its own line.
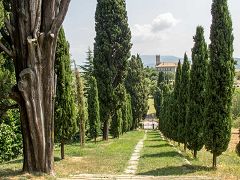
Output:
[156, 62, 178, 68]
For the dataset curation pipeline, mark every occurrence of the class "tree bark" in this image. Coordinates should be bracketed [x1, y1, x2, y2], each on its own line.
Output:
[212, 153, 217, 169]
[0, 0, 72, 174]
[103, 120, 109, 141]
[184, 143, 187, 152]
[193, 150, 197, 159]
[80, 121, 85, 147]
[61, 139, 65, 160]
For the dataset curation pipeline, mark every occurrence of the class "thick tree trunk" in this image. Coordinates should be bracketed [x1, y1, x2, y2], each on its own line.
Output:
[212, 153, 217, 169]
[0, 0, 71, 175]
[103, 120, 109, 141]
[193, 150, 197, 159]
[17, 36, 57, 174]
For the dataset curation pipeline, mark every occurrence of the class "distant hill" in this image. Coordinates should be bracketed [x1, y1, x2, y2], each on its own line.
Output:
[141, 55, 240, 69]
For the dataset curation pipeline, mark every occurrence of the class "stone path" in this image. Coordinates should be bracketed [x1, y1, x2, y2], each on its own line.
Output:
[123, 131, 147, 175]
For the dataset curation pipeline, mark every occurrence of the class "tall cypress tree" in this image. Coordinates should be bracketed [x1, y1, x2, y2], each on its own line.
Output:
[55, 28, 77, 159]
[205, 0, 235, 168]
[122, 88, 128, 134]
[154, 71, 165, 118]
[186, 26, 208, 158]
[171, 60, 182, 142]
[88, 77, 101, 143]
[111, 108, 123, 138]
[94, 0, 132, 141]
[126, 94, 133, 131]
[125, 55, 148, 130]
[78, 72, 86, 147]
[81, 47, 94, 91]
[178, 53, 190, 148]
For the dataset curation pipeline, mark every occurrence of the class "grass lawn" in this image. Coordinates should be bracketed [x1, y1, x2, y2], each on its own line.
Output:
[148, 97, 156, 115]
[138, 130, 240, 179]
[0, 130, 144, 179]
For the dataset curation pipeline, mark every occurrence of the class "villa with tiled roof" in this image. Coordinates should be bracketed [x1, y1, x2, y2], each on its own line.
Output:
[155, 55, 178, 73]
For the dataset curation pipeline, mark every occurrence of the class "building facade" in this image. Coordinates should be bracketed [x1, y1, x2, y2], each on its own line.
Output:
[155, 55, 178, 73]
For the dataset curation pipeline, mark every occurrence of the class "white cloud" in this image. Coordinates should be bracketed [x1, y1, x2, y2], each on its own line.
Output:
[131, 13, 180, 41]
[151, 13, 179, 32]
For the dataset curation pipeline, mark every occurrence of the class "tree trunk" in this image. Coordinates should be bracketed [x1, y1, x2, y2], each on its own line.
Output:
[103, 120, 109, 141]
[0, 0, 71, 175]
[193, 150, 197, 159]
[94, 137, 97, 144]
[212, 153, 217, 169]
[61, 140, 65, 160]
[184, 143, 187, 152]
[17, 36, 57, 174]
[80, 121, 85, 147]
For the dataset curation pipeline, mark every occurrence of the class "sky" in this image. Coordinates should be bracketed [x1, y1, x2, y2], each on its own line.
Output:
[63, 0, 240, 65]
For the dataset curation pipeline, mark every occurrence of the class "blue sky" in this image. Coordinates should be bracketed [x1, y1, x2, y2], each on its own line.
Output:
[63, 0, 240, 65]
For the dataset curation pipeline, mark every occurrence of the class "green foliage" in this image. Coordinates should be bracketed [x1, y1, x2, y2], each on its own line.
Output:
[94, 0, 132, 138]
[0, 110, 22, 162]
[111, 108, 123, 138]
[88, 77, 101, 141]
[171, 60, 182, 142]
[125, 55, 148, 129]
[177, 53, 190, 144]
[81, 47, 94, 92]
[76, 71, 87, 146]
[121, 88, 128, 134]
[232, 89, 240, 121]
[186, 26, 208, 155]
[55, 27, 77, 143]
[144, 67, 158, 96]
[205, 0, 235, 161]
[154, 72, 165, 118]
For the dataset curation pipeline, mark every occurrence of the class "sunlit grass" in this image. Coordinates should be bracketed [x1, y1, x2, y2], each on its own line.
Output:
[0, 130, 144, 179]
[138, 130, 240, 179]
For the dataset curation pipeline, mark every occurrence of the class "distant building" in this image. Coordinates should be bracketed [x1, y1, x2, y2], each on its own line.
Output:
[155, 55, 178, 73]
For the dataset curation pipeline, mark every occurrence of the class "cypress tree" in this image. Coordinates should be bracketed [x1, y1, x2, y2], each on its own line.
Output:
[178, 53, 190, 148]
[78, 72, 86, 147]
[157, 71, 165, 88]
[88, 77, 101, 143]
[122, 88, 128, 134]
[125, 55, 148, 130]
[205, 0, 235, 168]
[55, 28, 77, 159]
[186, 26, 208, 158]
[111, 108, 123, 138]
[171, 60, 182, 142]
[94, 0, 132, 141]
[126, 94, 133, 131]
[81, 47, 94, 91]
[154, 71, 164, 118]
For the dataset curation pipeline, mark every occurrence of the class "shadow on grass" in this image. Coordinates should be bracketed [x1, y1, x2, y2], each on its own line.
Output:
[142, 151, 181, 158]
[0, 169, 23, 178]
[146, 144, 172, 148]
[138, 165, 212, 176]
[5, 158, 23, 164]
[54, 157, 62, 162]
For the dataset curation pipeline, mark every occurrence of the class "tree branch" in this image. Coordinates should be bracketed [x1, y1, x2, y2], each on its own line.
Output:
[50, 0, 71, 33]
[0, 41, 14, 57]
[0, 104, 19, 111]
